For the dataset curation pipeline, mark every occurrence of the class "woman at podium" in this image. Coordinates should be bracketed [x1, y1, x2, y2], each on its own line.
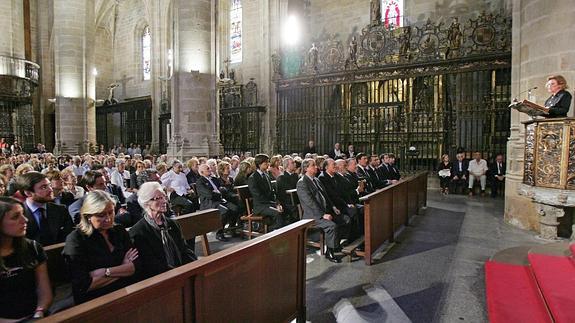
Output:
[544, 75, 572, 118]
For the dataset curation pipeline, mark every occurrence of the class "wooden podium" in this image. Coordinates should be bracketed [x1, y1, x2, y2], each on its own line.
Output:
[510, 99, 549, 117]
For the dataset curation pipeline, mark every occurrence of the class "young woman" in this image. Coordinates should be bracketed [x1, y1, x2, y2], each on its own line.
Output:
[0, 197, 52, 321]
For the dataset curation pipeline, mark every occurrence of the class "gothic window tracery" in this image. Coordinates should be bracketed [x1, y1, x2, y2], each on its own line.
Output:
[230, 0, 242, 63]
[142, 26, 151, 80]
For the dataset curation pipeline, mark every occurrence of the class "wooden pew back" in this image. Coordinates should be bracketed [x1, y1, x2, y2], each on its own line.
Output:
[40, 220, 313, 323]
[359, 172, 428, 265]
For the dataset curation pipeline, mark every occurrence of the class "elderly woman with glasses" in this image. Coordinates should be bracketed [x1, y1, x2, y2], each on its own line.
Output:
[63, 191, 139, 304]
[129, 182, 197, 281]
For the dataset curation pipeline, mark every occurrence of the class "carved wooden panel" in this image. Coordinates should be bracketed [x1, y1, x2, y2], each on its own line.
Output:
[535, 122, 563, 187]
[523, 123, 536, 186]
[568, 123, 575, 189]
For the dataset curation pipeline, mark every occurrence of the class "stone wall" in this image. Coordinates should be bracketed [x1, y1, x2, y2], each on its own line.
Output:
[0, 0, 25, 58]
[95, 27, 114, 101]
[112, 0, 152, 100]
[505, 0, 575, 232]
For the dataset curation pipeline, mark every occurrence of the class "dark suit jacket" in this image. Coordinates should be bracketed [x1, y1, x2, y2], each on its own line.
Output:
[337, 172, 360, 204]
[367, 166, 385, 189]
[489, 162, 506, 178]
[196, 176, 224, 210]
[276, 171, 299, 206]
[296, 175, 333, 220]
[25, 201, 74, 246]
[353, 167, 374, 193]
[186, 170, 201, 185]
[107, 184, 126, 205]
[451, 160, 469, 179]
[390, 165, 401, 180]
[318, 172, 347, 210]
[55, 191, 76, 207]
[247, 171, 277, 213]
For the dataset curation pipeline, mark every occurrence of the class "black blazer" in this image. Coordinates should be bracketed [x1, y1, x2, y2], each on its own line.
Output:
[24, 202, 74, 246]
[196, 176, 223, 210]
[276, 172, 299, 206]
[247, 171, 277, 213]
[336, 172, 360, 204]
[318, 172, 347, 210]
[129, 217, 196, 280]
[55, 191, 76, 207]
[489, 161, 506, 178]
[451, 160, 469, 178]
[544, 90, 572, 118]
[186, 170, 201, 185]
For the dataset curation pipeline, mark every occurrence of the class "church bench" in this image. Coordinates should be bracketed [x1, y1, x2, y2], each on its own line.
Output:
[44, 208, 222, 290]
[39, 220, 313, 323]
[174, 208, 220, 256]
[355, 172, 428, 265]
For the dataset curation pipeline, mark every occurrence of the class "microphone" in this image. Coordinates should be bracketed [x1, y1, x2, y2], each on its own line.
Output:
[513, 87, 538, 101]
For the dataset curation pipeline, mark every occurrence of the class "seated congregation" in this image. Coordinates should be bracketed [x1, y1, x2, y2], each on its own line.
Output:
[437, 151, 506, 197]
[0, 146, 405, 320]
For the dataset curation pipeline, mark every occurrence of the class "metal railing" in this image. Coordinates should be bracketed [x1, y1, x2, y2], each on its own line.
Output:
[0, 55, 40, 84]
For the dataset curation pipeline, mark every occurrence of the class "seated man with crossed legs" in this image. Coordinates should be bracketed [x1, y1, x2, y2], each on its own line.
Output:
[468, 151, 488, 197]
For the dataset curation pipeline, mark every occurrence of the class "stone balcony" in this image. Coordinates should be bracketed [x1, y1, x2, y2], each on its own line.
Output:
[0, 55, 40, 101]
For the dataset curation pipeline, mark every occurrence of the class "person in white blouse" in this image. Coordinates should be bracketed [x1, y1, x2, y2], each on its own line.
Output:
[110, 159, 132, 197]
[160, 160, 196, 214]
[467, 151, 488, 196]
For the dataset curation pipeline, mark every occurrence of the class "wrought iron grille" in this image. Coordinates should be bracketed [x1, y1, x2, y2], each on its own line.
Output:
[274, 10, 512, 172]
[276, 67, 511, 172]
[96, 97, 152, 150]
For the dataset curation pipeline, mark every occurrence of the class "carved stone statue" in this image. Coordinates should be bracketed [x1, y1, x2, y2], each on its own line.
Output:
[308, 43, 319, 71]
[271, 52, 282, 78]
[229, 69, 236, 81]
[370, 0, 381, 25]
[447, 17, 463, 50]
[219, 70, 225, 80]
[104, 83, 119, 106]
[399, 26, 411, 57]
[349, 36, 358, 64]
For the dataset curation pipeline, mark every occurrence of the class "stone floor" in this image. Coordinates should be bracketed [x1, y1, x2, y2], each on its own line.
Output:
[302, 188, 543, 323]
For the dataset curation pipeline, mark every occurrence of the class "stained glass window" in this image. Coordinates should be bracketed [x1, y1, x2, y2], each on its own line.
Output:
[142, 26, 151, 80]
[382, 0, 404, 28]
[230, 0, 242, 63]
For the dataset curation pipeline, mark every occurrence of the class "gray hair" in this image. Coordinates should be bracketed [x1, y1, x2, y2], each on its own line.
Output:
[137, 181, 165, 211]
[301, 158, 315, 173]
[115, 158, 126, 166]
[282, 156, 293, 169]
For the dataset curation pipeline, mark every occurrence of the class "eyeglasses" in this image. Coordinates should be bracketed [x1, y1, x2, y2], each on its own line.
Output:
[151, 195, 167, 201]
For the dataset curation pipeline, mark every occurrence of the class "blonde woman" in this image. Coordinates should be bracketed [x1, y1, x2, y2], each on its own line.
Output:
[63, 191, 138, 304]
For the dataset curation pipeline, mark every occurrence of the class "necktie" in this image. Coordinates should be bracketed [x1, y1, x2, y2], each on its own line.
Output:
[206, 177, 220, 193]
[498, 163, 501, 175]
[38, 207, 46, 229]
[264, 173, 272, 191]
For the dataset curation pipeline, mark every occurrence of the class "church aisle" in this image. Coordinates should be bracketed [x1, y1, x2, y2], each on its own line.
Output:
[304, 189, 541, 323]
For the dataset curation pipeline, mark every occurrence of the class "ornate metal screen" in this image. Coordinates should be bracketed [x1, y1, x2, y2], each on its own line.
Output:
[96, 97, 152, 150]
[275, 11, 512, 172]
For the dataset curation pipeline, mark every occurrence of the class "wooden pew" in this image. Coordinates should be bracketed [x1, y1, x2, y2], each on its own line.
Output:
[45, 208, 222, 289]
[40, 220, 313, 323]
[174, 208, 220, 256]
[356, 172, 428, 265]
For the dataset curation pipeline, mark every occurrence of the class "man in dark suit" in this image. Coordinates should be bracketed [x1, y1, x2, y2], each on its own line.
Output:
[247, 154, 284, 230]
[489, 154, 506, 198]
[45, 170, 76, 207]
[451, 152, 469, 194]
[388, 153, 401, 180]
[196, 164, 238, 241]
[367, 155, 386, 189]
[297, 158, 349, 263]
[355, 153, 375, 193]
[18, 172, 73, 246]
[303, 140, 317, 156]
[347, 144, 356, 159]
[276, 156, 300, 223]
[327, 142, 343, 159]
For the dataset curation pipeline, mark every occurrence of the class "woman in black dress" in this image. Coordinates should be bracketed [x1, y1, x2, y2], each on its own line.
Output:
[129, 182, 196, 281]
[544, 75, 572, 118]
[437, 154, 453, 195]
[0, 197, 52, 320]
[63, 191, 139, 304]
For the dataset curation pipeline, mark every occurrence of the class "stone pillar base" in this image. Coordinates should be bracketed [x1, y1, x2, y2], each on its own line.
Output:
[536, 203, 564, 241]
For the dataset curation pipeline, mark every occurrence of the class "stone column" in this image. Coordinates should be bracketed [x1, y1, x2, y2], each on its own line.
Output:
[168, 0, 216, 160]
[536, 203, 564, 240]
[53, 0, 96, 155]
[505, 0, 575, 232]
